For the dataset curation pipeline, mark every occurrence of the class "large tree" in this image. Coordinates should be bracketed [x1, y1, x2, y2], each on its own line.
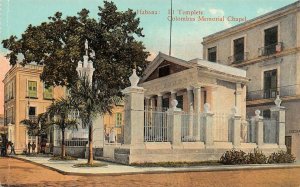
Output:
[2, 1, 149, 92]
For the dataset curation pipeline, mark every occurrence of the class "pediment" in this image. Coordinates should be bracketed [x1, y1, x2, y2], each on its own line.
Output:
[141, 52, 193, 83]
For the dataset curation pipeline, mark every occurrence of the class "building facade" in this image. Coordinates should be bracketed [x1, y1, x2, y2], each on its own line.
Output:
[3, 63, 66, 152]
[202, 2, 300, 158]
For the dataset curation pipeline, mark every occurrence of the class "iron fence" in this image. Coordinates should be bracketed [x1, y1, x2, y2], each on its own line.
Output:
[144, 110, 169, 142]
[263, 119, 277, 144]
[213, 113, 231, 142]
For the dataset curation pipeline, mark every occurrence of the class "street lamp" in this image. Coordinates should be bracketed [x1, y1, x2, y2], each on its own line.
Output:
[76, 40, 95, 86]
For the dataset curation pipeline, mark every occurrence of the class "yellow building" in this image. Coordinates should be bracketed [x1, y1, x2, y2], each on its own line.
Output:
[3, 63, 65, 153]
[3, 63, 125, 153]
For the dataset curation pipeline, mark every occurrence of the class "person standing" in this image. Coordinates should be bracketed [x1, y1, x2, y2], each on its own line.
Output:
[27, 142, 32, 155]
[32, 142, 36, 154]
[10, 143, 16, 155]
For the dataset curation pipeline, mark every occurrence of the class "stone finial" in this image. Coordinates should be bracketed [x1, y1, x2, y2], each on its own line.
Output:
[204, 103, 210, 113]
[255, 109, 261, 117]
[129, 69, 140, 88]
[171, 99, 178, 109]
[274, 95, 282, 107]
[231, 106, 238, 115]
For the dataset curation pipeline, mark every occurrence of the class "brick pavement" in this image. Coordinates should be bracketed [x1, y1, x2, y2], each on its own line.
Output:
[1, 157, 300, 187]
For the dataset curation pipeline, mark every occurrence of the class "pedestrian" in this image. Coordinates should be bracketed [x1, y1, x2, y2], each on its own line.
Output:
[10, 143, 16, 155]
[27, 142, 32, 155]
[1, 142, 6, 157]
[32, 142, 36, 154]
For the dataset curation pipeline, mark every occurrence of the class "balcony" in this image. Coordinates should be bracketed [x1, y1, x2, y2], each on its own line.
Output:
[247, 84, 300, 101]
[228, 52, 249, 64]
[28, 115, 38, 121]
[258, 42, 283, 56]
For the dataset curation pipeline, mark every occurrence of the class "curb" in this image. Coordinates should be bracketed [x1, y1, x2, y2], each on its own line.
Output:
[9, 156, 300, 177]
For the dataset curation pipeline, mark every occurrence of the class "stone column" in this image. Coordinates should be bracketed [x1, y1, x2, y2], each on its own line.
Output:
[231, 107, 241, 148]
[210, 87, 218, 112]
[254, 110, 264, 147]
[270, 96, 286, 149]
[170, 90, 176, 106]
[193, 87, 201, 141]
[235, 83, 242, 116]
[187, 87, 194, 139]
[145, 97, 150, 110]
[157, 94, 163, 111]
[168, 100, 183, 148]
[93, 115, 104, 148]
[122, 69, 145, 148]
[203, 103, 214, 147]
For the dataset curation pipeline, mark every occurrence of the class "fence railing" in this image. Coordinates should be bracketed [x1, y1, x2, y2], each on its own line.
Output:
[258, 42, 283, 56]
[228, 52, 249, 64]
[213, 113, 231, 142]
[55, 139, 88, 147]
[144, 110, 169, 142]
[263, 119, 277, 144]
[247, 84, 300, 101]
[243, 119, 256, 143]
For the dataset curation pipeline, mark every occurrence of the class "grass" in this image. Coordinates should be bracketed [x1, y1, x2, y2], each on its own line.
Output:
[49, 155, 78, 161]
[73, 163, 107, 167]
[130, 160, 221, 167]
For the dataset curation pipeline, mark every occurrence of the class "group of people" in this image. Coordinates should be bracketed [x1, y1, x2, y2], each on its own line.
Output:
[26, 142, 36, 154]
[0, 140, 16, 156]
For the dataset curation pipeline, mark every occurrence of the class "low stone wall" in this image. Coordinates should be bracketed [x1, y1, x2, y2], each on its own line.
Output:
[114, 143, 286, 164]
[53, 146, 86, 158]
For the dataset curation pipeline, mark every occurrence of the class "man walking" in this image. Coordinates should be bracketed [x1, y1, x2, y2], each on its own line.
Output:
[27, 142, 32, 155]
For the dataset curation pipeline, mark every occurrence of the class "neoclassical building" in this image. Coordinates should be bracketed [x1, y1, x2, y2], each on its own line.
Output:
[139, 52, 249, 117]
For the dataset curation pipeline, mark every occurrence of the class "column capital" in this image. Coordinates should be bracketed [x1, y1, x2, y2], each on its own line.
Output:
[157, 93, 163, 97]
[170, 90, 177, 94]
[186, 87, 193, 91]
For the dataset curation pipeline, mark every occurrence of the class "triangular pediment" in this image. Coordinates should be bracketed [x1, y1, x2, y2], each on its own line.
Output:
[141, 52, 194, 83]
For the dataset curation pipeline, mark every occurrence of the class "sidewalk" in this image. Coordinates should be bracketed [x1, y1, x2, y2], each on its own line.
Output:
[11, 155, 300, 176]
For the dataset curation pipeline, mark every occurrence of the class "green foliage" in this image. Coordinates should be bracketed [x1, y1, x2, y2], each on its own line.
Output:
[73, 163, 107, 167]
[268, 151, 295, 164]
[20, 113, 50, 136]
[246, 149, 268, 164]
[50, 155, 78, 161]
[130, 161, 221, 167]
[2, 1, 149, 94]
[220, 149, 248, 165]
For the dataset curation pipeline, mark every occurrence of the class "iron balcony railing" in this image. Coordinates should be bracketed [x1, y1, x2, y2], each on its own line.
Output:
[258, 42, 283, 56]
[228, 52, 249, 64]
[247, 84, 300, 101]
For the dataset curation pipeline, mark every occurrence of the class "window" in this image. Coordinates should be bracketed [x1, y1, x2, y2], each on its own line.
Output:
[29, 107, 36, 120]
[233, 37, 245, 63]
[176, 95, 183, 109]
[264, 69, 277, 99]
[162, 98, 169, 111]
[115, 113, 122, 127]
[158, 65, 170, 77]
[262, 109, 271, 119]
[264, 26, 278, 55]
[28, 81, 37, 98]
[208, 47, 217, 62]
[44, 85, 53, 99]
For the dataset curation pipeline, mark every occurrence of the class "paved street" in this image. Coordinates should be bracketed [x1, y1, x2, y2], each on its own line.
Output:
[1, 157, 300, 187]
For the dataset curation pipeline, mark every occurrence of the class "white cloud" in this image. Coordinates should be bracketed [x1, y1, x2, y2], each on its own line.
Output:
[257, 7, 273, 15]
[208, 8, 232, 28]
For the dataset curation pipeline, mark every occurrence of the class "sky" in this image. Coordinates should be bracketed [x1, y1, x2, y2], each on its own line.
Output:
[0, 0, 298, 114]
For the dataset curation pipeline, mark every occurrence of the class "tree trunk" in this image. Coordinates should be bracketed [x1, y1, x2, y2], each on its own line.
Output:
[61, 128, 65, 158]
[88, 123, 93, 165]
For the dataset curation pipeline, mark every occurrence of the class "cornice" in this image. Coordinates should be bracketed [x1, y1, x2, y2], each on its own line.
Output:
[202, 2, 299, 45]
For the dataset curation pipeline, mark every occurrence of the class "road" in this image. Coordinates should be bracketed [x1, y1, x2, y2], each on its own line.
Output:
[0, 157, 299, 187]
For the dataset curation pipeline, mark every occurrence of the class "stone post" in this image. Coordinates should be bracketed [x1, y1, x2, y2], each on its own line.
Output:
[231, 107, 241, 148]
[122, 69, 145, 148]
[254, 110, 264, 147]
[193, 87, 201, 141]
[270, 96, 286, 149]
[168, 100, 182, 148]
[203, 103, 214, 147]
[235, 83, 242, 116]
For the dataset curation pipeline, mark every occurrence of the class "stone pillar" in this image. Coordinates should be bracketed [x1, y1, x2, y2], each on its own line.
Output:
[193, 87, 201, 141]
[170, 90, 176, 106]
[203, 103, 214, 147]
[235, 83, 242, 116]
[187, 87, 194, 111]
[254, 110, 264, 147]
[168, 100, 182, 148]
[93, 115, 104, 148]
[145, 97, 150, 110]
[122, 70, 145, 148]
[210, 87, 218, 112]
[157, 94, 163, 111]
[231, 107, 241, 148]
[270, 96, 286, 149]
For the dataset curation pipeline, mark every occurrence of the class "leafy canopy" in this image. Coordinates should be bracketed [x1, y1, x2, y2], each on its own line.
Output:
[2, 1, 149, 98]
